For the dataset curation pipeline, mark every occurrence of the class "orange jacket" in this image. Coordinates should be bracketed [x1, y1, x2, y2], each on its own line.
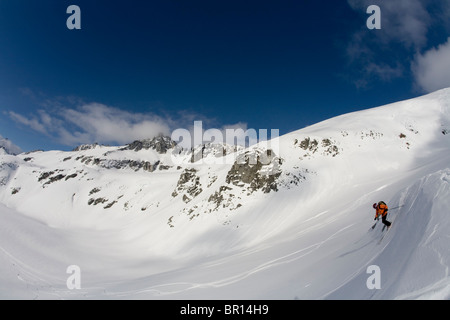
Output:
[375, 202, 388, 219]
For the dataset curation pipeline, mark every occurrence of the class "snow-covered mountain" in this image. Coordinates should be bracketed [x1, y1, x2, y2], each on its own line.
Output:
[0, 88, 449, 300]
[0, 136, 22, 156]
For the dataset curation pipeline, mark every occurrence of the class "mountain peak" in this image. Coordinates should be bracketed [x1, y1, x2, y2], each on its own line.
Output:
[72, 143, 101, 152]
[0, 136, 22, 155]
[124, 135, 177, 153]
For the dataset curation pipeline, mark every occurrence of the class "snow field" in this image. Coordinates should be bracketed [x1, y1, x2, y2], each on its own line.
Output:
[0, 88, 449, 299]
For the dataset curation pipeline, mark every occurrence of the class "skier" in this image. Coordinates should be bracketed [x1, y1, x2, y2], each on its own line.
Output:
[373, 201, 391, 228]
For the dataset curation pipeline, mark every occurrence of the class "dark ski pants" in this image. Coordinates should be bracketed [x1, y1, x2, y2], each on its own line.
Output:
[381, 214, 391, 227]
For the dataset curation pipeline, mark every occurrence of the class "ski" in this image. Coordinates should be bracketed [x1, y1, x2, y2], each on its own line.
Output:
[378, 223, 392, 244]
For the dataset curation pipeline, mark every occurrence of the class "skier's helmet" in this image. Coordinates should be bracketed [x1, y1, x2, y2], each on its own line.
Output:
[373, 203, 378, 209]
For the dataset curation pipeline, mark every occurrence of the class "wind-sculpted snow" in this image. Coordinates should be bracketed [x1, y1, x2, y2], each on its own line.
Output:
[0, 88, 449, 299]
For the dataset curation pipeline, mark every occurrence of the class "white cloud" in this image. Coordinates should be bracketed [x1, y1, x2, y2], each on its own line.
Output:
[8, 111, 48, 134]
[8, 91, 257, 149]
[347, 0, 431, 49]
[60, 103, 171, 145]
[7, 99, 253, 149]
[412, 38, 450, 93]
[0, 134, 23, 155]
[8, 103, 172, 147]
[345, 0, 450, 87]
[365, 62, 404, 82]
[380, 0, 431, 49]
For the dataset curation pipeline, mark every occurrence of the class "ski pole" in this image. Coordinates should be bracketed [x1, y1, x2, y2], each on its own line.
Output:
[389, 205, 404, 211]
[370, 217, 379, 230]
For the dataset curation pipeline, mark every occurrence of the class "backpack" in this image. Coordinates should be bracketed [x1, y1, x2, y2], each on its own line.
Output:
[378, 201, 388, 214]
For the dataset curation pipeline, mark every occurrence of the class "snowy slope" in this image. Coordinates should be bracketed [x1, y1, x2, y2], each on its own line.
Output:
[0, 88, 449, 300]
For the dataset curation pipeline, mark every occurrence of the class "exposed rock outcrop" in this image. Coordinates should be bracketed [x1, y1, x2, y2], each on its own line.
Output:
[125, 135, 176, 154]
[225, 148, 282, 193]
[172, 168, 203, 203]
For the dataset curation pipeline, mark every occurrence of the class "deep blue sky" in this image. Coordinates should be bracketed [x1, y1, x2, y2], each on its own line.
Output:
[1, 0, 449, 151]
